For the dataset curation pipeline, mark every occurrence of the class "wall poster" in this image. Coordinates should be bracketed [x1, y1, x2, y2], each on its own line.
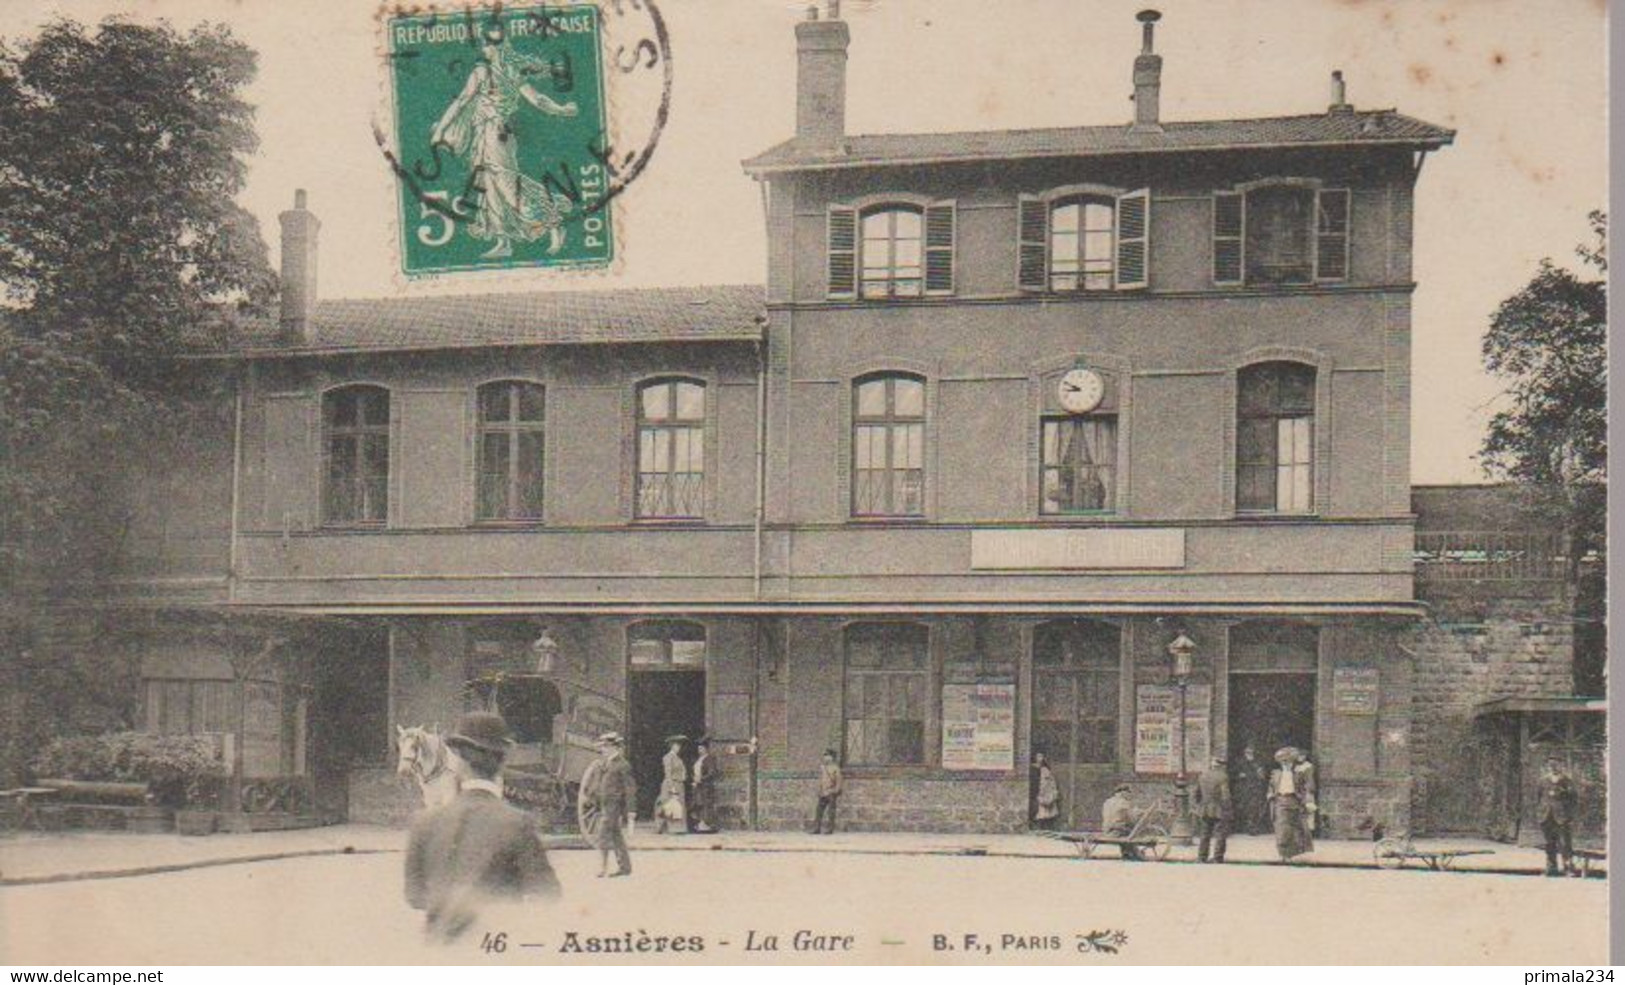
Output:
[1134, 683, 1212, 775]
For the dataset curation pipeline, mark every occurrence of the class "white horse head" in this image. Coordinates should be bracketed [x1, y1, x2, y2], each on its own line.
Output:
[395, 724, 459, 809]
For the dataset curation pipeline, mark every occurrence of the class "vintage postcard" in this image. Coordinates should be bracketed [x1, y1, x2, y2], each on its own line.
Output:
[0, 0, 1609, 969]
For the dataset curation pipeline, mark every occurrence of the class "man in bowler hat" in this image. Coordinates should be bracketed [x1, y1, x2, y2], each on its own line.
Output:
[404, 711, 560, 943]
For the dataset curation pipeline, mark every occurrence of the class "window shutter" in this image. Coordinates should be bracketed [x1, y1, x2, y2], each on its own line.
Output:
[1115, 187, 1150, 290]
[923, 201, 956, 295]
[1314, 188, 1351, 282]
[1017, 194, 1049, 291]
[827, 204, 858, 299]
[1213, 191, 1245, 285]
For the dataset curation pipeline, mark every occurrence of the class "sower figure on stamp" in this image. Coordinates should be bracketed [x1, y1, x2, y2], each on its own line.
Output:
[430, 27, 579, 259]
[1539, 757, 1579, 877]
[404, 712, 560, 943]
[812, 748, 843, 834]
[578, 731, 635, 877]
[1193, 755, 1232, 863]
[689, 736, 717, 833]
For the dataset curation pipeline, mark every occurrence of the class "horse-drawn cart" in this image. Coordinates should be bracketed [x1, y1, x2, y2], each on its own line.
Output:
[396, 673, 623, 831]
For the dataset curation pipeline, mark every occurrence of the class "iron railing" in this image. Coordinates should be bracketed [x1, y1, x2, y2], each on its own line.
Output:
[1414, 530, 1570, 581]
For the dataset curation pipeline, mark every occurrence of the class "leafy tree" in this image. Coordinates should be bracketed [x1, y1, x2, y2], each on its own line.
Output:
[0, 18, 272, 779]
[1479, 211, 1607, 694]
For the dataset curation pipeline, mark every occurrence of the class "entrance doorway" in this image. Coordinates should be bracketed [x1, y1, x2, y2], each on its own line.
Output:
[1227, 673, 1316, 762]
[626, 621, 708, 820]
[1030, 620, 1122, 831]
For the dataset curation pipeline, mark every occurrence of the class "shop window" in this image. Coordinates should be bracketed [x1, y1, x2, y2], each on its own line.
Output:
[476, 380, 545, 521]
[1237, 362, 1316, 513]
[844, 622, 930, 766]
[1032, 620, 1120, 765]
[322, 384, 390, 526]
[852, 373, 926, 518]
[636, 379, 706, 519]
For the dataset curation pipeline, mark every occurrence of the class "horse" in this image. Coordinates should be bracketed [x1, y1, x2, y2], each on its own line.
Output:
[395, 724, 460, 809]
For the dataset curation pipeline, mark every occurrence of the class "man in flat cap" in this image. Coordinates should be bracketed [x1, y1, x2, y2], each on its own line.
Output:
[578, 731, 635, 877]
[404, 711, 560, 943]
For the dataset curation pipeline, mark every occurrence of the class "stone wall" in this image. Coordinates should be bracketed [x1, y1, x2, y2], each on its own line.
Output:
[756, 773, 1027, 833]
[1409, 585, 1575, 835]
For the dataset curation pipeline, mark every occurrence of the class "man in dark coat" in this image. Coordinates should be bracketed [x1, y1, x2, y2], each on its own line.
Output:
[404, 712, 561, 943]
[1230, 743, 1268, 835]
[580, 731, 635, 877]
[1538, 757, 1579, 877]
[688, 736, 717, 833]
[1192, 755, 1233, 863]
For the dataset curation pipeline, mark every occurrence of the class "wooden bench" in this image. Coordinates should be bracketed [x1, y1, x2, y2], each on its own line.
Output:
[0, 787, 57, 831]
[1572, 848, 1606, 877]
[33, 779, 158, 831]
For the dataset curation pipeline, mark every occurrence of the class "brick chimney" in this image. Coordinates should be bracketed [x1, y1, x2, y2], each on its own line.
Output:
[278, 189, 320, 345]
[1130, 9, 1164, 133]
[795, 2, 849, 152]
[1328, 69, 1353, 114]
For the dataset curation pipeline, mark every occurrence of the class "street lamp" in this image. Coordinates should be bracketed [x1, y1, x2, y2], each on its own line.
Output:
[1166, 632, 1198, 845]
[530, 627, 559, 674]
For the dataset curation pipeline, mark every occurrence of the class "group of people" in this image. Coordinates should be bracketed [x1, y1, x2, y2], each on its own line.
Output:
[1029, 742, 1321, 864]
[652, 734, 719, 835]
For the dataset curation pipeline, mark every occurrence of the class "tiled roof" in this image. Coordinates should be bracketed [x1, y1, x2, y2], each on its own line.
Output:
[743, 110, 1455, 173]
[232, 284, 766, 355]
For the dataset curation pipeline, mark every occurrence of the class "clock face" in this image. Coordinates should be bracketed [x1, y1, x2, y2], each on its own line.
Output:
[1057, 368, 1106, 414]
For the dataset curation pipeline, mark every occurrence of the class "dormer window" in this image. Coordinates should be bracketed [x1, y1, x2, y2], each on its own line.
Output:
[826, 199, 955, 300]
[1018, 187, 1148, 292]
[1213, 183, 1350, 287]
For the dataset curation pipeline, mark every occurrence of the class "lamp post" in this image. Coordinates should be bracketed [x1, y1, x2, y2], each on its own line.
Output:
[1166, 632, 1198, 845]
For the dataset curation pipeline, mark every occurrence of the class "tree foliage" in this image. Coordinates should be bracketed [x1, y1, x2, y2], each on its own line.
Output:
[1480, 211, 1607, 556]
[0, 18, 272, 770]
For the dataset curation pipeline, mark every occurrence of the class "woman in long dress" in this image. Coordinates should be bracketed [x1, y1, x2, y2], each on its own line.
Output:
[430, 31, 578, 259]
[655, 736, 688, 834]
[1267, 746, 1316, 862]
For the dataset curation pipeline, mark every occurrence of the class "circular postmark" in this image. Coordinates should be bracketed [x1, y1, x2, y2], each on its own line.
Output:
[375, 0, 671, 274]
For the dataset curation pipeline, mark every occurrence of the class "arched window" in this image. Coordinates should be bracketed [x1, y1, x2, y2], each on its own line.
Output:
[636, 378, 705, 519]
[852, 373, 925, 518]
[1032, 620, 1121, 765]
[476, 381, 546, 521]
[322, 385, 390, 525]
[860, 206, 924, 299]
[1049, 196, 1116, 291]
[844, 622, 929, 765]
[1237, 362, 1316, 513]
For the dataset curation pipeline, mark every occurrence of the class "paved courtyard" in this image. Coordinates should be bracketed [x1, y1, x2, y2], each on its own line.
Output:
[0, 828, 1607, 965]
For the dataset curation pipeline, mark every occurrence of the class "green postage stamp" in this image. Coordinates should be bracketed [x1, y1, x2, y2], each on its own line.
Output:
[385, 4, 624, 276]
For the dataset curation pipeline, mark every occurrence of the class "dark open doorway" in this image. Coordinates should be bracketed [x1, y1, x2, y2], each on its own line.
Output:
[1228, 673, 1316, 763]
[628, 670, 706, 819]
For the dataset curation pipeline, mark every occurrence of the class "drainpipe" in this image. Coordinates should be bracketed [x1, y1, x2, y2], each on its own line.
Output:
[227, 364, 247, 604]
[753, 328, 768, 600]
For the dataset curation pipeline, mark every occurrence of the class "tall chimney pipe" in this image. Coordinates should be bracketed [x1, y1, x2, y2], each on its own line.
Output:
[1328, 69, 1353, 113]
[1131, 9, 1164, 133]
[278, 189, 320, 345]
[794, 1, 850, 152]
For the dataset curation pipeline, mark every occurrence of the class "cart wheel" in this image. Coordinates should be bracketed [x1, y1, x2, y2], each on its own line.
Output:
[1375, 837, 1406, 869]
[1143, 824, 1172, 860]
